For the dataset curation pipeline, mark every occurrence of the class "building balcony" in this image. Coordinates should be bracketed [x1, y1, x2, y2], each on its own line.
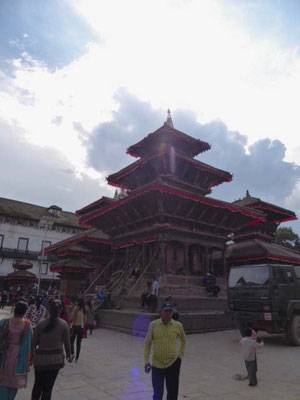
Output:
[0, 247, 56, 262]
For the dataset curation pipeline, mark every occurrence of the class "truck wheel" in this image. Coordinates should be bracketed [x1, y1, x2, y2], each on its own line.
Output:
[287, 315, 300, 346]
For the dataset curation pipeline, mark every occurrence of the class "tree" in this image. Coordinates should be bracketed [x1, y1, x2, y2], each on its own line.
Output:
[274, 227, 300, 250]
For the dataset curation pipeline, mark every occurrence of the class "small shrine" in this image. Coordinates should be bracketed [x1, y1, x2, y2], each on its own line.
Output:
[50, 245, 95, 296]
[45, 228, 111, 295]
[5, 260, 36, 290]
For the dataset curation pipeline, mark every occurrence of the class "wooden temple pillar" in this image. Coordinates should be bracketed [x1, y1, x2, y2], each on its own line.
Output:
[209, 249, 214, 273]
[142, 244, 146, 269]
[125, 246, 130, 267]
[111, 247, 116, 273]
[222, 250, 226, 276]
[159, 242, 167, 275]
[184, 244, 190, 275]
[204, 247, 209, 274]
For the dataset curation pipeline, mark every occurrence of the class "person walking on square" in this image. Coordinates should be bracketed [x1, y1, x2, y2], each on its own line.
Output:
[0, 301, 32, 400]
[85, 300, 94, 335]
[25, 296, 46, 330]
[150, 276, 159, 312]
[70, 298, 86, 362]
[0, 291, 8, 309]
[144, 303, 186, 400]
[31, 299, 72, 400]
[240, 328, 263, 387]
[141, 280, 152, 311]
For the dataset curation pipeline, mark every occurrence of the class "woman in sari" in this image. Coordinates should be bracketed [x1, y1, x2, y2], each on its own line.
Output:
[0, 301, 32, 400]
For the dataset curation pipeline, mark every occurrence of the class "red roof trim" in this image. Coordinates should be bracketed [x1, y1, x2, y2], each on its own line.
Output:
[114, 235, 158, 249]
[228, 254, 300, 265]
[56, 251, 91, 258]
[274, 217, 297, 224]
[247, 220, 264, 227]
[126, 125, 210, 158]
[249, 203, 296, 220]
[50, 267, 94, 273]
[80, 184, 265, 224]
[44, 237, 111, 254]
[108, 150, 231, 188]
[76, 197, 114, 216]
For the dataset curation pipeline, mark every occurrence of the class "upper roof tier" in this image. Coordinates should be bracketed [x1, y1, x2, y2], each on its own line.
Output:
[126, 123, 211, 159]
[107, 149, 232, 193]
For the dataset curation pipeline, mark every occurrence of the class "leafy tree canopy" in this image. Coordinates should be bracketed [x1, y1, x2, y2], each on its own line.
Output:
[274, 227, 300, 250]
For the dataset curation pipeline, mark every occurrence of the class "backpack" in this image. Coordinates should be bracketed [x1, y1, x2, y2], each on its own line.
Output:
[0, 319, 9, 357]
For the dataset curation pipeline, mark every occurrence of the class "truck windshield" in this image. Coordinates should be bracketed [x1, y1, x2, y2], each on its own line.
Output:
[228, 266, 269, 288]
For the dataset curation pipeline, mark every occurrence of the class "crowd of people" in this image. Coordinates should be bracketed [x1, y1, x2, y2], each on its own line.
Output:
[0, 291, 96, 400]
[0, 273, 263, 400]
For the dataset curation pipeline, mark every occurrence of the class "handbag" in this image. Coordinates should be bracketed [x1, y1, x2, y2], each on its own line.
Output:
[0, 319, 9, 359]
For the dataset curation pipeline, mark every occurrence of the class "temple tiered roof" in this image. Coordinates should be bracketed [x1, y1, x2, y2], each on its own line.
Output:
[233, 190, 297, 224]
[126, 123, 211, 158]
[107, 149, 232, 192]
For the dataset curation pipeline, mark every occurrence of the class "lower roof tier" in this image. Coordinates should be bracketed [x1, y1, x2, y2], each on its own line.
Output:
[79, 182, 265, 238]
[44, 228, 111, 255]
[110, 224, 228, 250]
[227, 238, 300, 265]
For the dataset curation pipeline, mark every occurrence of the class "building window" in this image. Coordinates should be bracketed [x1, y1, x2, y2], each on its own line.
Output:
[41, 240, 51, 252]
[41, 263, 48, 275]
[0, 235, 4, 249]
[17, 238, 29, 252]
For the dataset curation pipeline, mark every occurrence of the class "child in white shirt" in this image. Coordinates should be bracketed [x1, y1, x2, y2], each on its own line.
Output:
[240, 328, 263, 386]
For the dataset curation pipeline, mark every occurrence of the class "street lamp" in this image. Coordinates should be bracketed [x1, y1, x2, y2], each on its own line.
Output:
[37, 214, 56, 295]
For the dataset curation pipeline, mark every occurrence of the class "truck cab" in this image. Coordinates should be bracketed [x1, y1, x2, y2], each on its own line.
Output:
[228, 263, 300, 345]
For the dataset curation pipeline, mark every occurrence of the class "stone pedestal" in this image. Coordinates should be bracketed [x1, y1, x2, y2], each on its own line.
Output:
[60, 277, 82, 296]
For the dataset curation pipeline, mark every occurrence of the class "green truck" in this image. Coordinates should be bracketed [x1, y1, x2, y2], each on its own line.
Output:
[228, 263, 300, 345]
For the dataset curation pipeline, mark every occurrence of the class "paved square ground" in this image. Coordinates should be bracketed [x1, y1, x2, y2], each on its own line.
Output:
[1, 308, 300, 399]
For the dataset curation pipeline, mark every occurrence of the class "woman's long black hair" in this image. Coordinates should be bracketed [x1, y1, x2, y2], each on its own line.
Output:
[35, 295, 43, 311]
[43, 299, 61, 333]
[77, 298, 86, 315]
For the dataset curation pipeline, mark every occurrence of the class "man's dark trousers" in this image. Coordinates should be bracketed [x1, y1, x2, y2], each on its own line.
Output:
[151, 357, 181, 400]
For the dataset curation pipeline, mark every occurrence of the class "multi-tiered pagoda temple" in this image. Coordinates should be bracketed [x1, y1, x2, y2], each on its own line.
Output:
[77, 112, 265, 286]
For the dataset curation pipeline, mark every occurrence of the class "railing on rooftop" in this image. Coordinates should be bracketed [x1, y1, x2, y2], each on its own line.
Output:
[0, 247, 56, 261]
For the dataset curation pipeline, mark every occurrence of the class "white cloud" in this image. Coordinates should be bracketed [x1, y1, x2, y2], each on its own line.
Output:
[1, 0, 300, 225]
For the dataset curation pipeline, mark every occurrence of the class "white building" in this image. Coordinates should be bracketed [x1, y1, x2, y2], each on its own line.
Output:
[0, 197, 86, 289]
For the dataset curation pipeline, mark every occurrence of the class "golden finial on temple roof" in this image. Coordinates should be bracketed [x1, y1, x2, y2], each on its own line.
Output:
[165, 108, 174, 128]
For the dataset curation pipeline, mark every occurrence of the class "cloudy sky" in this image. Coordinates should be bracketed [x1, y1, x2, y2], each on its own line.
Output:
[1, 0, 300, 233]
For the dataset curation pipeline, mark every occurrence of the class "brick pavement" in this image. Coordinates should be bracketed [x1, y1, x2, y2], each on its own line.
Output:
[1, 307, 300, 399]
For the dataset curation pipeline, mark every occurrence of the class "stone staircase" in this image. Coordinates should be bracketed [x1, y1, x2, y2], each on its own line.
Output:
[96, 272, 233, 336]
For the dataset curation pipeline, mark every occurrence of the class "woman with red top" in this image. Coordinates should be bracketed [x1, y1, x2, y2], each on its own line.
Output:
[60, 302, 70, 326]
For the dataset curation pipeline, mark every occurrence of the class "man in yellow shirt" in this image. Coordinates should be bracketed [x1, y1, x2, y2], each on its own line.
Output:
[144, 303, 186, 400]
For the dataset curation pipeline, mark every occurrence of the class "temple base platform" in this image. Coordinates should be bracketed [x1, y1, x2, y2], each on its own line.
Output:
[96, 308, 233, 336]
[94, 273, 233, 335]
